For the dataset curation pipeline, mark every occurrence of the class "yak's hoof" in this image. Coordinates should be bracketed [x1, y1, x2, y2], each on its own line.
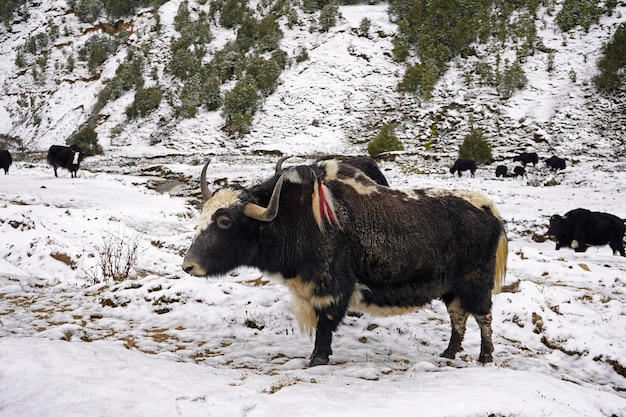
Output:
[440, 350, 456, 360]
[308, 356, 329, 367]
[478, 354, 493, 364]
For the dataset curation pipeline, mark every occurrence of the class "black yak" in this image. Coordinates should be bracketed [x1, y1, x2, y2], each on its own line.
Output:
[548, 208, 625, 256]
[0, 149, 12, 174]
[449, 158, 477, 177]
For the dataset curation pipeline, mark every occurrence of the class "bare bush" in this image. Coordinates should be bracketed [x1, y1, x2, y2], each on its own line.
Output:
[86, 229, 143, 284]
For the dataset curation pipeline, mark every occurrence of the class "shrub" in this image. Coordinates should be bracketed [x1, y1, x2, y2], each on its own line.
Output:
[555, 0, 603, 32]
[359, 17, 371, 37]
[398, 62, 440, 99]
[593, 22, 626, 93]
[497, 61, 528, 99]
[247, 56, 281, 96]
[367, 123, 404, 157]
[70, 125, 102, 156]
[319, 2, 339, 32]
[75, 0, 104, 23]
[86, 229, 143, 283]
[126, 86, 162, 119]
[222, 76, 260, 135]
[219, 0, 250, 29]
[78, 34, 119, 74]
[458, 129, 492, 164]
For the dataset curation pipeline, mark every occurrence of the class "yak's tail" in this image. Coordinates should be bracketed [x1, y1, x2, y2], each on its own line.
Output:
[493, 230, 508, 295]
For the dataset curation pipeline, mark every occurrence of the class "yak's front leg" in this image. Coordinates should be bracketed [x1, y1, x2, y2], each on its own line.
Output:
[309, 313, 339, 366]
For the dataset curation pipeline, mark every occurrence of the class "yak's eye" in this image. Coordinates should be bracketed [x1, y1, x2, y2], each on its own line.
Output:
[216, 215, 233, 230]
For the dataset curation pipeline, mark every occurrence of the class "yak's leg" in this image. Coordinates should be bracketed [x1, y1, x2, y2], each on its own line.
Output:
[572, 239, 588, 252]
[609, 239, 625, 256]
[442, 297, 469, 359]
[309, 313, 337, 367]
[53, 165, 58, 177]
[475, 312, 494, 363]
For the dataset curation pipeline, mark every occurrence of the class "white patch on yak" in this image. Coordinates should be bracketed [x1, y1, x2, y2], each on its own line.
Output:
[425, 189, 501, 218]
[72, 151, 80, 165]
[319, 159, 339, 181]
[347, 284, 424, 316]
[282, 276, 318, 335]
[571, 239, 579, 249]
[195, 188, 242, 236]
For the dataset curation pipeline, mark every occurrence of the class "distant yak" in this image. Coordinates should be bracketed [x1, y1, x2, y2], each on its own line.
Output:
[513, 152, 538, 167]
[450, 158, 477, 178]
[47, 144, 82, 178]
[545, 156, 566, 172]
[0, 149, 12, 174]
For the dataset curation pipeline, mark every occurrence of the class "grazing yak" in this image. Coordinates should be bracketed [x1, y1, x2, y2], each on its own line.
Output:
[495, 165, 507, 178]
[513, 152, 538, 167]
[513, 166, 527, 179]
[0, 149, 12, 174]
[182, 159, 508, 367]
[47, 144, 82, 178]
[545, 155, 566, 172]
[449, 158, 477, 177]
[547, 208, 625, 256]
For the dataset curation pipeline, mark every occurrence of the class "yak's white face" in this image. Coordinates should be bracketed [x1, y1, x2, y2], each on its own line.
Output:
[195, 188, 243, 236]
[72, 151, 80, 165]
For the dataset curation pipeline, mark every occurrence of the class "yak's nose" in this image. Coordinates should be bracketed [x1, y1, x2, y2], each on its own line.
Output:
[182, 259, 205, 276]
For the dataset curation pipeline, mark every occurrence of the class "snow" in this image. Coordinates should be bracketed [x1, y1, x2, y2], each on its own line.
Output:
[1, 2, 626, 417]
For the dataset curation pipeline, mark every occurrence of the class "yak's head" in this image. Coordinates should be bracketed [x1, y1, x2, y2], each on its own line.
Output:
[547, 214, 567, 237]
[181, 160, 287, 277]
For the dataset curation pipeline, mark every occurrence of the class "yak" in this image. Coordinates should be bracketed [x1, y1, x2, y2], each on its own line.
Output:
[513, 166, 527, 179]
[545, 156, 566, 172]
[47, 144, 82, 178]
[547, 208, 625, 256]
[495, 165, 508, 178]
[513, 152, 538, 167]
[182, 159, 508, 367]
[0, 149, 12, 174]
[449, 158, 477, 177]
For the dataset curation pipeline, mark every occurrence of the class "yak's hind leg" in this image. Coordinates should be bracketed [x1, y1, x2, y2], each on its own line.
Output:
[474, 312, 494, 363]
[442, 296, 495, 364]
[441, 297, 469, 360]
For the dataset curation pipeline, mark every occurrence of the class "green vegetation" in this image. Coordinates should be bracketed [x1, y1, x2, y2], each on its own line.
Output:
[458, 129, 492, 164]
[367, 123, 404, 157]
[555, 0, 603, 32]
[126, 86, 163, 119]
[0, 0, 27, 28]
[594, 22, 626, 93]
[70, 126, 103, 156]
[78, 34, 119, 74]
[388, 0, 549, 99]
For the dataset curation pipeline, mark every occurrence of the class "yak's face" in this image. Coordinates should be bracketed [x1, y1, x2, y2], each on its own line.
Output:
[182, 162, 288, 277]
[547, 215, 571, 243]
[182, 186, 254, 277]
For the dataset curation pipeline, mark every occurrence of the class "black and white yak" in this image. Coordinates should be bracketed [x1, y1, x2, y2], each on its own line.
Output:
[0, 149, 12, 174]
[182, 159, 508, 367]
[547, 208, 625, 256]
[47, 144, 82, 178]
[449, 158, 477, 177]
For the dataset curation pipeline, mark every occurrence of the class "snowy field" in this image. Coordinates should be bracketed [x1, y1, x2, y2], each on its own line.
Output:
[1, 155, 625, 417]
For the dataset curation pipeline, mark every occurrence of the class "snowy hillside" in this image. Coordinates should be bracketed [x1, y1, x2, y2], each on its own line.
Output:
[1, 1, 626, 416]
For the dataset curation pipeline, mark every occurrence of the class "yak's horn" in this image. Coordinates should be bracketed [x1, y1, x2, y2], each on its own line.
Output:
[243, 174, 286, 222]
[275, 155, 291, 174]
[200, 160, 212, 201]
